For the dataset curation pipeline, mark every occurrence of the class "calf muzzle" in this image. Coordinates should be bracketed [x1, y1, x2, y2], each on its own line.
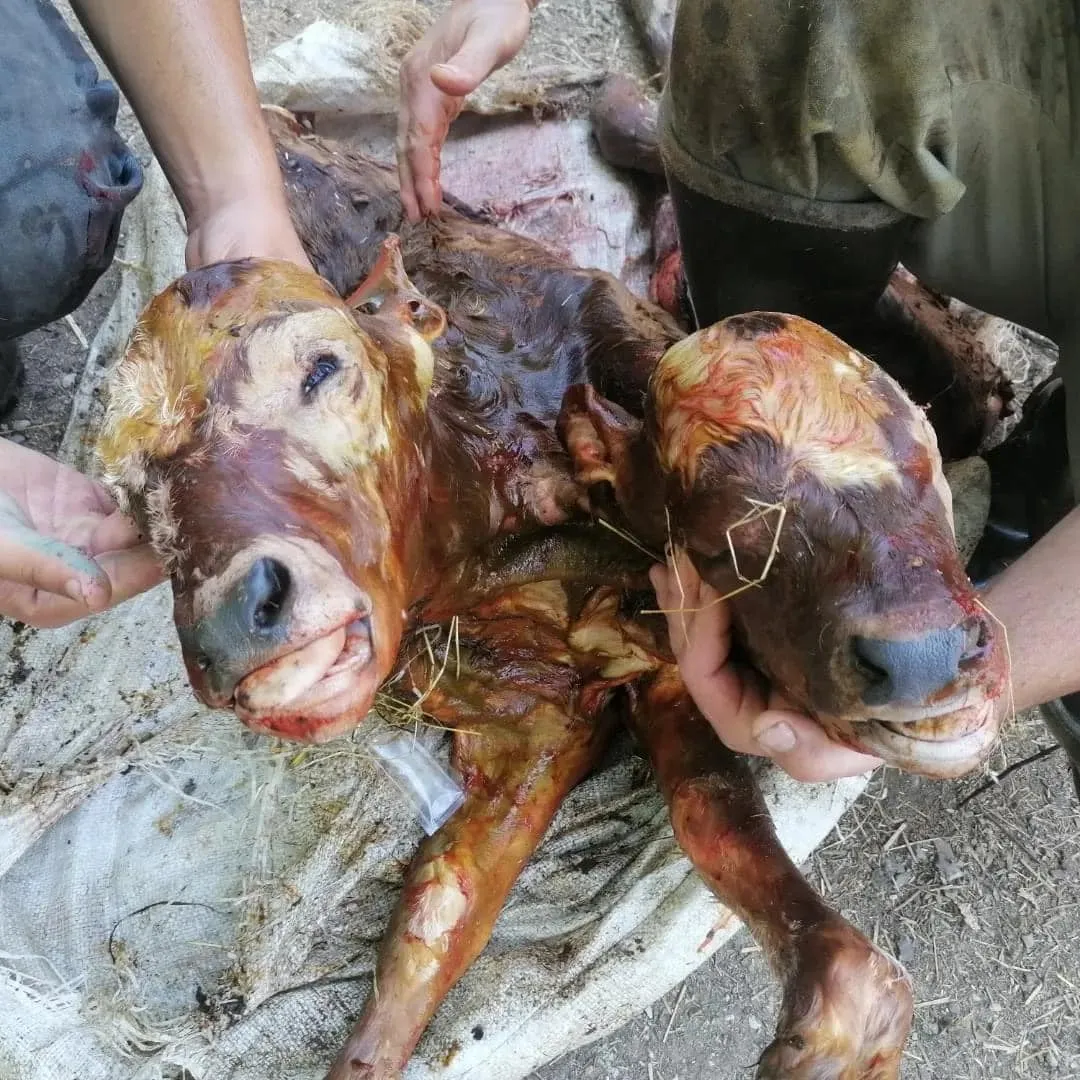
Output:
[851, 614, 990, 709]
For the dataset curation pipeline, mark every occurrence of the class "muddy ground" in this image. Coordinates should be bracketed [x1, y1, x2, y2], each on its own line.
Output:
[12, 3, 1080, 1079]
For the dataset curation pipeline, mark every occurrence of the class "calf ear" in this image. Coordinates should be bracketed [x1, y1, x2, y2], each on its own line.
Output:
[557, 384, 642, 496]
[174, 261, 253, 310]
[345, 234, 446, 342]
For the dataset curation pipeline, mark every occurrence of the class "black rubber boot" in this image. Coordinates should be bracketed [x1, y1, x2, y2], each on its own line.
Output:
[967, 376, 1073, 587]
[668, 175, 915, 337]
[1044, 696, 1080, 801]
[0, 339, 24, 418]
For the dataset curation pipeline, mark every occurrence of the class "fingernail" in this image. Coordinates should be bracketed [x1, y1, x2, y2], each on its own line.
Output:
[757, 722, 797, 754]
[64, 577, 86, 603]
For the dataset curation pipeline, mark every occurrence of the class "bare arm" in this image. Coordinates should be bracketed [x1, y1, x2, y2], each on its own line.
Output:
[71, 0, 309, 269]
[981, 506, 1080, 711]
[0, 1, 305, 628]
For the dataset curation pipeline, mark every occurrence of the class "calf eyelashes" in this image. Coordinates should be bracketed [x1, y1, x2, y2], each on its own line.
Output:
[302, 352, 340, 396]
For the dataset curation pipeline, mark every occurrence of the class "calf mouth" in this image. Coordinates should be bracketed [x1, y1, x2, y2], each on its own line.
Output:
[232, 616, 380, 743]
[850, 696, 1000, 778]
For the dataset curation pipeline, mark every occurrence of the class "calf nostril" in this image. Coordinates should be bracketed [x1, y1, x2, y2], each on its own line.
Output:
[850, 627, 968, 707]
[107, 148, 139, 190]
[80, 133, 143, 205]
[246, 558, 292, 634]
[851, 638, 890, 689]
[960, 616, 991, 666]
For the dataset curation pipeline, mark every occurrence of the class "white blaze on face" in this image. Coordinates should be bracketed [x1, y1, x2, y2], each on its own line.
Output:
[832, 350, 869, 379]
[909, 401, 956, 535]
[649, 315, 967, 515]
[405, 328, 435, 395]
[652, 322, 905, 492]
[232, 308, 393, 478]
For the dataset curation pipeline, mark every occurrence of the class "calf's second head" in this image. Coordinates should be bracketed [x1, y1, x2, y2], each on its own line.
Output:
[98, 244, 443, 742]
[562, 313, 1010, 778]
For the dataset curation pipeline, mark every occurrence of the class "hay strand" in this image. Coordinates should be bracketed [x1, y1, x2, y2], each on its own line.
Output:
[642, 498, 788, 617]
[596, 515, 662, 562]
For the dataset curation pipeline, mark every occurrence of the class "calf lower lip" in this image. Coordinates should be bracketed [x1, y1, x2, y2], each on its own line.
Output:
[235, 627, 346, 712]
[851, 700, 998, 777]
[234, 617, 374, 714]
[238, 660, 383, 743]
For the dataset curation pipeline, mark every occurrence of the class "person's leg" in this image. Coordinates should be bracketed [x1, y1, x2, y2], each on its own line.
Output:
[667, 175, 915, 338]
[660, 0, 1078, 448]
[659, 0, 969, 335]
[898, 25, 1080, 581]
[0, 0, 144, 409]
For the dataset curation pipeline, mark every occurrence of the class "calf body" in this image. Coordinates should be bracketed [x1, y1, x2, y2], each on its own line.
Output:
[98, 111, 1008, 1078]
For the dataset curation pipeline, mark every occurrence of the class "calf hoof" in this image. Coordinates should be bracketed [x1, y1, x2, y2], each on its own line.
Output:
[590, 74, 663, 176]
[756, 919, 913, 1080]
[326, 1023, 406, 1080]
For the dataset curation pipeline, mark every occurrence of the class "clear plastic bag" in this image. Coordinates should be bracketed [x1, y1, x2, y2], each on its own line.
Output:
[369, 728, 466, 835]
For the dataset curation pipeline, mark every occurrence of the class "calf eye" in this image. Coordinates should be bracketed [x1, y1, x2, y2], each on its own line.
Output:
[691, 549, 733, 578]
[303, 353, 339, 396]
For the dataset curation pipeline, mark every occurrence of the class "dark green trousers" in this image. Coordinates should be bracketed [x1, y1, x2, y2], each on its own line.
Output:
[660, 0, 1080, 491]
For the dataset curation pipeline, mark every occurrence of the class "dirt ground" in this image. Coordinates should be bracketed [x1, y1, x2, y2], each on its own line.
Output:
[13, 2, 1080, 1079]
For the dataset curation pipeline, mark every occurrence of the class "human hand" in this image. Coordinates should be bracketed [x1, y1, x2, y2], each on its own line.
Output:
[649, 551, 882, 783]
[185, 192, 312, 272]
[398, 0, 534, 219]
[0, 439, 163, 628]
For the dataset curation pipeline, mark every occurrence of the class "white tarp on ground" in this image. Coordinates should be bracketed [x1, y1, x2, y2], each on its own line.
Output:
[0, 25, 870, 1080]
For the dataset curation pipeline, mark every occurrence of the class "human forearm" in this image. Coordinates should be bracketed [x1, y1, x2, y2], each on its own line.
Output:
[982, 505, 1080, 710]
[73, 0, 276, 218]
[72, 0, 307, 268]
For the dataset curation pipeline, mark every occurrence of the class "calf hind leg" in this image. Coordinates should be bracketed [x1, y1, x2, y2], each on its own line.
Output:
[635, 668, 913, 1080]
[327, 703, 614, 1080]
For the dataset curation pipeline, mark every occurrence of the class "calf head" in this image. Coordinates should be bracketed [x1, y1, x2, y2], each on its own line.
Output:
[98, 242, 444, 742]
[562, 313, 1009, 778]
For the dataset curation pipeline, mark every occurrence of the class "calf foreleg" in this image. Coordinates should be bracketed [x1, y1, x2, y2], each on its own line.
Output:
[635, 667, 913, 1080]
[326, 703, 614, 1080]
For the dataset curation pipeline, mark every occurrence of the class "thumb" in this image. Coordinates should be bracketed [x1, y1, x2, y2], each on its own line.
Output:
[751, 707, 883, 782]
[430, 26, 518, 96]
[94, 544, 166, 607]
[0, 494, 111, 609]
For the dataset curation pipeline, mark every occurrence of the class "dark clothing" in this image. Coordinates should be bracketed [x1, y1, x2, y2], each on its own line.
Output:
[660, 0, 1080, 493]
[0, 0, 142, 341]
